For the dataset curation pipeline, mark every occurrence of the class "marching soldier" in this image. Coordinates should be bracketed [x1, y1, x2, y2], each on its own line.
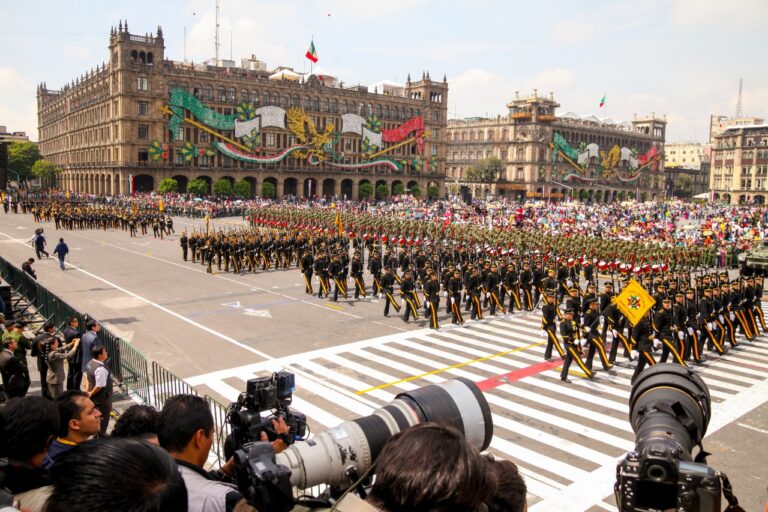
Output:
[401, 271, 420, 323]
[631, 310, 656, 384]
[559, 307, 593, 383]
[381, 267, 401, 317]
[329, 254, 348, 302]
[485, 264, 506, 316]
[583, 298, 614, 372]
[656, 298, 686, 366]
[468, 267, 484, 321]
[351, 253, 366, 299]
[447, 269, 465, 325]
[519, 261, 534, 311]
[542, 293, 565, 361]
[684, 288, 702, 362]
[301, 250, 314, 294]
[672, 292, 688, 361]
[180, 231, 188, 261]
[314, 253, 330, 299]
[423, 272, 441, 330]
[369, 250, 383, 296]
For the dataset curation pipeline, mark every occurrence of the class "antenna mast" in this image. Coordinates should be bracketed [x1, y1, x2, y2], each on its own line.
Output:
[736, 78, 743, 117]
[214, 0, 220, 63]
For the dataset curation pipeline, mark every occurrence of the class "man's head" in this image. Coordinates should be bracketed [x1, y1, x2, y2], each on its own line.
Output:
[92, 345, 108, 362]
[46, 438, 187, 512]
[27, 258, 34, 264]
[368, 423, 496, 512]
[43, 321, 55, 333]
[158, 394, 214, 467]
[0, 396, 59, 467]
[486, 457, 527, 512]
[86, 320, 100, 333]
[68, 316, 79, 329]
[55, 390, 102, 442]
[112, 405, 161, 445]
[2, 337, 17, 352]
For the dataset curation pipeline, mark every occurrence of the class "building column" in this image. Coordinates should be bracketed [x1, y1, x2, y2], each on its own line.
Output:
[334, 179, 341, 198]
[276, 178, 284, 198]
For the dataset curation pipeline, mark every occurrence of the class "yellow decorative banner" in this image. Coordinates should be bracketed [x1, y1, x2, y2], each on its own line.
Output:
[159, 199, 165, 212]
[616, 278, 656, 327]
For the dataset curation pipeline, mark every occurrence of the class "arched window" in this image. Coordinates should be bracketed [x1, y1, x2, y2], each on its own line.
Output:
[312, 97, 320, 111]
[502, 129, 508, 141]
[323, 98, 330, 112]
[139, 51, 146, 64]
[146, 52, 154, 65]
[284, 95, 291, 107]
[131, 50, 138, 63]
[332, 99, 338, 113]
[342, 100, 348, 113]
[168, 81, 177, 96]
[384, 105, 389, 118]
[359, 103, 365, 115]
[376, 105, 382, 117]
[241, 89, 249, 102]
[263, 92, 271, 105]
[272, 93, 279, 106]
[218, 87, 226, 102]
[228, 88, 237, 103]
[180, 82, 189, 94]
[251, 90, 259, 103]
[304, 96, 311, 109]
[293, 95, 300, 108]
[367, 103, 373, 115]
[487, 130, 494, 140]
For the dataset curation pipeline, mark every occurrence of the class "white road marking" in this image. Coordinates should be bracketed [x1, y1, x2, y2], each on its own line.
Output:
[221, 301, 242, 308]
[737, 422, 768, 436]
[243, 308, 271, 318]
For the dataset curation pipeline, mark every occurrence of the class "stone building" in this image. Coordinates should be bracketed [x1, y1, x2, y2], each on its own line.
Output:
[445, 91, 666, 203]
[710, 123, 768, 205]
[37, 22, 448, 198]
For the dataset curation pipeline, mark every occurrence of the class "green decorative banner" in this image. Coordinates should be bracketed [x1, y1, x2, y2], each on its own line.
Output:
[168, 89, 236, 137]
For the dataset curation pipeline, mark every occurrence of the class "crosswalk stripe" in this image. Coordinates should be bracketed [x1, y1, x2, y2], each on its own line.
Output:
[294, 360, 395, 403]
[488, 435, 590, 482]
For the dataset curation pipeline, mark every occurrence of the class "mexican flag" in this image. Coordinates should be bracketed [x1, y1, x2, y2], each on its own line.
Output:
[599, 94, 606, 108]
[305, 41, 318, 63]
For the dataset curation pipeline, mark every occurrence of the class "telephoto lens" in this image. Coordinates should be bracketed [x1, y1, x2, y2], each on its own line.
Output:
[276, 377, 493, 489]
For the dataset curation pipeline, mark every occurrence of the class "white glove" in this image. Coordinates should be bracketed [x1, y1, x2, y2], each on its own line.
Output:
[631, 350, 639, 360]
[653, 339, 661, 349]
[707, 322, 714, 331]
[730, 312, 735, 321]
[687, 327, 694, 335]
[718, 315, 724, 324]
[611, 329, 618, 338]
[486, 293, 490, 298]
[599, 316, 605, 327]
[442, 291, 448, 298]
[450, 297, 456, 305]
[678, 331, 685, 341]
[566, 279, 573, 287]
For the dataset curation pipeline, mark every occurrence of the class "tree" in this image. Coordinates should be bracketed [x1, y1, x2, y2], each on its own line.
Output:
[234, 179, 252, 198]
[375, 184, 390, 200]
[157, 178, 179, 194]
[427, 185, 439, 199]
[213, 178, 233, 196]
[187, 178, 209, 196]
[261, 181, 276, 198]
[467, 157, 503, 183]
[358, 183, 373, 200]
[8, 141, 41, 186]
[30, 160, 60, 189]
[618, 191, 627, 201]
[392, 183, 405, 196]
[410, 185, 422, 198]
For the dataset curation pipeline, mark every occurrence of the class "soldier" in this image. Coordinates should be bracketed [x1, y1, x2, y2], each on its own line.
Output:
[559, 307, 593, 383]
[401, 271, 420, 323]
[656, 298, 686, 366]
[423, 272, 441, 330]
[532, 260, 545, 308]
[329, 254, 348, 302]
[684, 288, 702, 362]
[369, 250, 383, 296]
[301, 250, 314, 295]
[519, 261, 533, 311]
[631, 311, 655, 384]
[381, 267, 401, 317]
[672, 292, 688, 361]
[699, 288, 724, 355]
[468, 267, 484, 321]
[485, 264, 506, 316]
[542, 293, 564, 361]
[314, 253, 329, 299]
[351, 253, 366, 299]
[447, 269, 465, 325]
[180, 231, 188, 261]
[583, 298, 614, 372]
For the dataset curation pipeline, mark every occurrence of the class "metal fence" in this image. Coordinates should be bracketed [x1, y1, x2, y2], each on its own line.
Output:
[0, 255, 231, 459]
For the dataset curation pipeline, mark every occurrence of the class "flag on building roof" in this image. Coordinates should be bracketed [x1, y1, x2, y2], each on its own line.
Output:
[305, 40, 318, 63]
[599, 94, 607, 108]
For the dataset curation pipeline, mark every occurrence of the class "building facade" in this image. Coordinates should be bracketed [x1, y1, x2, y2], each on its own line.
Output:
[665, 142, 705, 169]
[37, 23, 448, 198]
[710, 115, 765, 144]
[0, 126, 30, 189]
[710, 124, 768, 205]
[445, 92, 666, 202]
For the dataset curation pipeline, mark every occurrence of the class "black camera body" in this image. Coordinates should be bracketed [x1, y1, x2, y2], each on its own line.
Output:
[615, 364, 743, 512]
[226, 371, 307, 456]
[616, 447, 721, 512]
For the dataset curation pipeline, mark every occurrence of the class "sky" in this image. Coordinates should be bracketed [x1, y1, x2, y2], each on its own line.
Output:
[1, 0, 766, 143]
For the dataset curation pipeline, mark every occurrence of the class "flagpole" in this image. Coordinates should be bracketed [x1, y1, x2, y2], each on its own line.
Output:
[310, 36, 314, 75]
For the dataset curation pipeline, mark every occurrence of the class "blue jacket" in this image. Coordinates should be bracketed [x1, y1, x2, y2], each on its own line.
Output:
[53, 242, 69, 259]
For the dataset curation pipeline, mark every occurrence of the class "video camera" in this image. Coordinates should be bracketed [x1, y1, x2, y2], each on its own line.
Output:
[226, 371, 308, 457]
[615, 363, 744, 512]
[231, 376, 493, 512]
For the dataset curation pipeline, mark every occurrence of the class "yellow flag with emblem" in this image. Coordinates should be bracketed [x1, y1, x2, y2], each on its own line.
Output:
[159, 199, 165, 212]
[335, 211, 343, 237]
[615, 278, 656, 326]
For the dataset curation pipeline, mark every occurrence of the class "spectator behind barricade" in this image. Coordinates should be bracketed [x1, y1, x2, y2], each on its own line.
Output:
[0, 396, 59, 511]
[61, 316, 82, 391]
[0, 337, 30, 399]
[22, 258, 37, 280]
[44, 336, 80, 399]
[31, 322, 57, 399]
[44, 390, 102, 468]
[78, 320, 100, 385]
[2, 322, 30, 370]
[158, 394, 257, 512]
[85, 345, 111, 437]
[112, 404, 161, 445]
[45, 438, 187, 512]
[486, 457, 528, 512]
[366, 423, 497, 512]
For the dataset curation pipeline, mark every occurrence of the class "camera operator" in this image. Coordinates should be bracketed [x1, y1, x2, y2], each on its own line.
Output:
[0, 396, 59, 511]
[158, 394, 289, 512]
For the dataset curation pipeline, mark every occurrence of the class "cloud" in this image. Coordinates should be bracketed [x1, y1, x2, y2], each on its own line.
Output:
[550, 20, 594, 45]
[522, 68, 575, 96]
[63, 46, 94, 61]
[0, 67, 37, 140]
[670, 0, 768, 28]
[447, 68, 515, 119]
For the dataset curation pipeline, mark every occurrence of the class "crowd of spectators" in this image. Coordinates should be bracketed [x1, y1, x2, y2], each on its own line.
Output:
[0, 390, 527, 511]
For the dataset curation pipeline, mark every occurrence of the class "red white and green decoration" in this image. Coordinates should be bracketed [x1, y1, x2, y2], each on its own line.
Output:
[154, 87, 430, 172]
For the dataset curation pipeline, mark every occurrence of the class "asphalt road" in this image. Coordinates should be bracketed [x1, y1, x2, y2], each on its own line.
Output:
[2, 210, 767, 511]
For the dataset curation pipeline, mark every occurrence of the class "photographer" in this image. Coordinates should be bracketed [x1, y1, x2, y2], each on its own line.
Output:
[158, 394, 289, 512]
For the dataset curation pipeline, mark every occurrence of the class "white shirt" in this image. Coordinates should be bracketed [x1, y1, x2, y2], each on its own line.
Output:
[93, 360, 108, 388]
